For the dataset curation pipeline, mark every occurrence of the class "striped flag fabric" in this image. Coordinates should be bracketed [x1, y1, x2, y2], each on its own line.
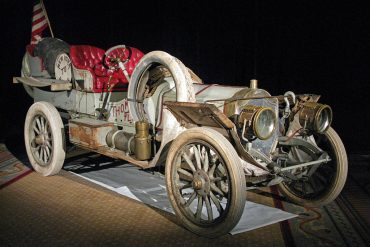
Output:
[31, 1, 48, 44]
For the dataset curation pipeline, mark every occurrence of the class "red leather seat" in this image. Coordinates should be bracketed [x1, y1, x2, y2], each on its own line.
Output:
[70, 45, 144, 92]
[70, 45, 105, 70]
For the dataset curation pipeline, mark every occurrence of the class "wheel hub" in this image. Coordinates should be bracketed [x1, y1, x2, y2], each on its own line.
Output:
[35, 133, 47, 145]
[192, 170, 210, 196]
[192, 178, 203, 190]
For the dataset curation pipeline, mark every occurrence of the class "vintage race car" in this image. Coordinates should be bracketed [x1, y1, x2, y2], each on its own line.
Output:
[14, 37, 348, 237]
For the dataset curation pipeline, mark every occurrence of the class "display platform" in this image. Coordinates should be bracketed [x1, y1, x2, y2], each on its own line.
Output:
[63, 153, 297, 235]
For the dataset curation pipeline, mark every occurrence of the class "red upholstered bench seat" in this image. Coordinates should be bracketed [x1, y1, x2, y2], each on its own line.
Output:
[70, 45, 144, 92]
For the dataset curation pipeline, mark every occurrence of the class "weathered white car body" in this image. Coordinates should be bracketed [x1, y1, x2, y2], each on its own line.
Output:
[15, 38, 348, 237]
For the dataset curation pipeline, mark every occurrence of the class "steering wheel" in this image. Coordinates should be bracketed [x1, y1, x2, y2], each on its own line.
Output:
[103, 45, 132, 71]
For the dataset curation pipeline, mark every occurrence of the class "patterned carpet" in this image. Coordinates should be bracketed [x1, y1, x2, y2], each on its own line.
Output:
[0, 144, 32, 189]
[0, 142, 369, 246]
[275, 190, 368, 247]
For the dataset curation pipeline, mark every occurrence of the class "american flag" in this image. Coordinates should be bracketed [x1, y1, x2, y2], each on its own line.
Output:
[31, 1, 48, 44]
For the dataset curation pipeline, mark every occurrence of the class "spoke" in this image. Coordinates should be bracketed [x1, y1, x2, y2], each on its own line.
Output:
[203, 149, 209, 172]
[210, 191, 223, 214]
[39, 147, 44, 162]
[32, 122, 40, 135]
[31, 145, 41, 151]
[195, 195, 203, 221]
[34, 148, 40, 159]
[44, 145, 51, 159]
[217, 163, 227, 177]
[211, 176, 227, 182]
[43, 148, 48, 163]
[204, 195, 213, 221]
[178, 182, 192, 191]
[38, 148, 43, 160]
[46, 140, 52, 149]
[180, 176, 194, 182]
[40, 117, 45, 132]
[36, 117, 42, 133]
[178, 168, 194, 179]
[184, 192, 197, 207]
[193, 145, 202, 170]
[182, 153, 196, 172]
[209, 164, 216, 177]
[211, 183, 224, 197]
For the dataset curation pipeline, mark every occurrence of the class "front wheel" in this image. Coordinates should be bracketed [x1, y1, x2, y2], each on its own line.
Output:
[24, 101, 66, 176]
[165, 128, 246, 237]
[278, 127, 348, 207]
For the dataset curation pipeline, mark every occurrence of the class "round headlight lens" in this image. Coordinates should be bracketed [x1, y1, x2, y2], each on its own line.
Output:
[253, 108, 276, 140]
[299, 102, 332, 133]
[315, 105, 332, 133]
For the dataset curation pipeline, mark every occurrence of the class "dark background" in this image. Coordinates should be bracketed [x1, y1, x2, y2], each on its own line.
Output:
[0, 0, 369, 153]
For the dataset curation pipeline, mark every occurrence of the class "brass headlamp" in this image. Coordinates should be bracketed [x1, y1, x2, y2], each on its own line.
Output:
[299, 102, 332, 133]
[238, 105, 276, 140]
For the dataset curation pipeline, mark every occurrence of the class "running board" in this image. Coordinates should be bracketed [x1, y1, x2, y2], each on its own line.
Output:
[72, 144, 151, 169]
[13, 76, 72, 91]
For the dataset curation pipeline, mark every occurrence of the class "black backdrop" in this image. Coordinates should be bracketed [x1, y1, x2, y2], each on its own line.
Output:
[0, 0, 369, 153]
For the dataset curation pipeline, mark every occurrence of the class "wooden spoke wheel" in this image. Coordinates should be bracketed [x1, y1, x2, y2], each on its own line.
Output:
[278, 127, 348, 206]
[166, 128, 246, 237]
[24, 102, 65, 176]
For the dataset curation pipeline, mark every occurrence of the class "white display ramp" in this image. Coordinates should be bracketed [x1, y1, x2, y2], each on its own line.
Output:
[65, 158, 296, 235]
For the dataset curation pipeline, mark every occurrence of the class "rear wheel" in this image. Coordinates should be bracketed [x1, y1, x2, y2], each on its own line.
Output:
[165, 128, 246, 237]
[278, 127, 347, 206]
[24, 102, 66, 176]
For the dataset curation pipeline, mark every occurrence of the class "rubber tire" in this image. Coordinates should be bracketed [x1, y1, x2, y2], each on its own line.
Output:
[24, 101, 66, 176]
[165, 128, 246, 238]
[44, 48, 68, 77]
[277, 127, 348, 207]
[34, 38, 69, 77]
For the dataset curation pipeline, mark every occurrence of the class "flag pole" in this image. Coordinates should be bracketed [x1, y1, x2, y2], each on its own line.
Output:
[40, 0, 54, 38]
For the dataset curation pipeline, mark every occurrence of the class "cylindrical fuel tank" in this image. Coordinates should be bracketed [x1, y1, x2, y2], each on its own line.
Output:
[106, 130, 135, 154]
[135, 121, 151, 160]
